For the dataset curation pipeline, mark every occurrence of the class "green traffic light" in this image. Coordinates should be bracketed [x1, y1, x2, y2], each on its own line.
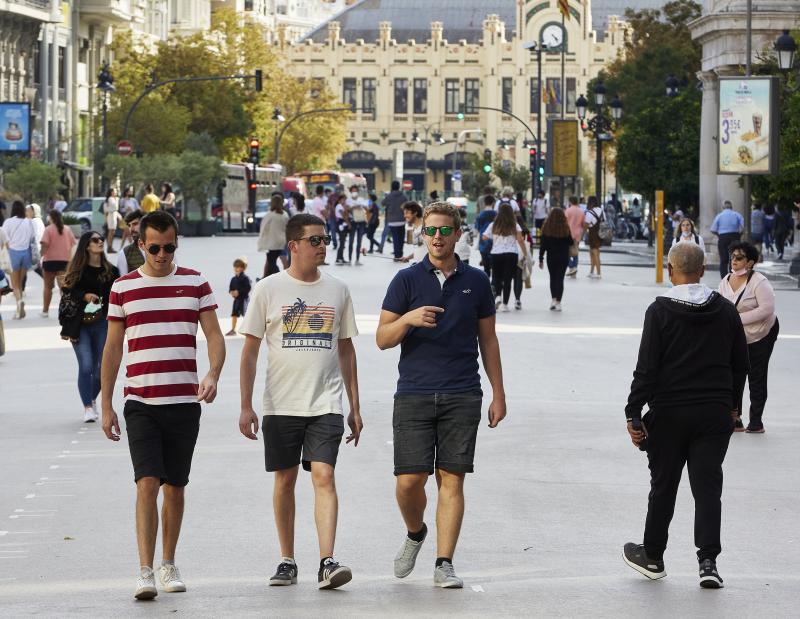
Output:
[483, 164, 492, 173]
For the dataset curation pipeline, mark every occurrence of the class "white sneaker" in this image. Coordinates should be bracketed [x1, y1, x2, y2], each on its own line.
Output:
[549, 300, 557, 310]
[554, 302, 562, 312]
[394, 525, 427, 578]
[91, 401, 99, 417]
[159, 563, 187, 593]
[83, 407, 97, 423]
[135, 567, 158, 600]
[433, 561, 463, 588]
[501, 304, 510, 312]
[40, 311, 49, 318]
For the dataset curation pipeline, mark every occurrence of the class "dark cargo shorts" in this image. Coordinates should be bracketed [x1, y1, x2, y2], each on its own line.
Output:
[124, 400, 201, 487]
[393, 392, 482, 476]
[262, 413, 344, 472]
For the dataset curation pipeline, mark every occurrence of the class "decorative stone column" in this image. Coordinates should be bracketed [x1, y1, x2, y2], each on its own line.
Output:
[697, 70, 719, 242]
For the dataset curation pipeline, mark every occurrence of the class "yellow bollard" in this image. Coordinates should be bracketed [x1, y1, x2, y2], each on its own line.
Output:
[655, 190, 664, 283]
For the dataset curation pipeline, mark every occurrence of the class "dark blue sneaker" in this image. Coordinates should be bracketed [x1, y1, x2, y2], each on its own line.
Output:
[623, 543, 666, 580]
[699, 559, 723, 589]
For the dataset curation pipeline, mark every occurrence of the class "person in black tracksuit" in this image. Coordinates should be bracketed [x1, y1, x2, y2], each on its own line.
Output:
[538, 207, 573, 311]
[622, 242, 748, 590]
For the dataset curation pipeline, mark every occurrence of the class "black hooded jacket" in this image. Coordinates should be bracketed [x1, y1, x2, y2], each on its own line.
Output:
[625, 291, 749, 420]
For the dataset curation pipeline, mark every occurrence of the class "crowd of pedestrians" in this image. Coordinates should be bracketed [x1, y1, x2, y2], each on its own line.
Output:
[0, 181, 794, 602]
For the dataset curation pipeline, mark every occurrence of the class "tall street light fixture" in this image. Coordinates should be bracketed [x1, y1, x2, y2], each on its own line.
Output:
[576, 81, 622, 205]
[96, 61, 115, 149]
[665, 74, 680, 98]
[412, 122, 445, 200]
[774, 30, 800, 279]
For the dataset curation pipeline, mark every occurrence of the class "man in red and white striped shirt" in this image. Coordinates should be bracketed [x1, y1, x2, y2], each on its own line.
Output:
[100, 210, 225, 600]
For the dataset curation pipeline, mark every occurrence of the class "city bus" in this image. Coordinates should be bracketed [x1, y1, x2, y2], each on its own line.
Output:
[296, 170, 368, 198]
[212, 163, 282, 231]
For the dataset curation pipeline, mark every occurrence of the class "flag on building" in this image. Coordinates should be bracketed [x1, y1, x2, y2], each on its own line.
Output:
[558, 0, 570, 21]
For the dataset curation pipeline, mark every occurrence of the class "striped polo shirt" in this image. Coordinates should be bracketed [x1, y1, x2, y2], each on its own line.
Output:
[107, 265, 217, 406]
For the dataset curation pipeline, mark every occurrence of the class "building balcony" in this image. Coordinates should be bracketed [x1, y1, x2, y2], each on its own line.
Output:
[0, 0, 53, 21]
[78, 0, 134, 24]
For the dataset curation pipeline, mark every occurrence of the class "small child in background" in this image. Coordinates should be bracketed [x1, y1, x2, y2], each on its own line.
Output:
[227, 257, 251, 336]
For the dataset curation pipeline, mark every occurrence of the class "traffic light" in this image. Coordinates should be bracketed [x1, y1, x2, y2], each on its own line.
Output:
[538, 156, 546, 183]
[248, 181, 257, 192]
[254, 69, 262, 92]
[248, 137, 260, 165]
[457, 104, 465, 121]
[529, 147, 537, 172]
[482, 148, 492, 174]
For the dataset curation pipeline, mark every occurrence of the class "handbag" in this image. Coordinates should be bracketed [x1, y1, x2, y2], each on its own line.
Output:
[598, 210, 614, 242]
[29, 221, 41, 264]
[0, 245, 11, 271]
[569, 239, 579, 258]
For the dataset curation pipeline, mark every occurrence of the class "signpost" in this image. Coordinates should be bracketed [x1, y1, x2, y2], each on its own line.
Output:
[655, 190, 664, 284]
[116, 140, 133, 156]
[402, 179, 413, 192]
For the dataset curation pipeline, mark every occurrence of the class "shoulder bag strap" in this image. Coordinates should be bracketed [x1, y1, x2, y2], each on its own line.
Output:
[733, 270, 755, 309]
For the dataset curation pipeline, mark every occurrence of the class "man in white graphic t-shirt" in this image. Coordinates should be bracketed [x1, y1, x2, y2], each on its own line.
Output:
[101, 210, 226, 600]
[239, 213, 362, 591]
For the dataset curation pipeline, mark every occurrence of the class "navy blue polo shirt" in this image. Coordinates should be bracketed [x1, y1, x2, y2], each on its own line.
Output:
[382, 255, 496, 395]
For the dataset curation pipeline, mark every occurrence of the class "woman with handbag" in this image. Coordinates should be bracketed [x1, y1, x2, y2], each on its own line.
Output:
[718, 241, 778, 434]
[59, 231, 119, 422]
[1, 200, 36, 319]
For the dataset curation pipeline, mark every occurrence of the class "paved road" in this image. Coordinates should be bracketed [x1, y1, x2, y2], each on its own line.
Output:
[1, 238, 798, 617]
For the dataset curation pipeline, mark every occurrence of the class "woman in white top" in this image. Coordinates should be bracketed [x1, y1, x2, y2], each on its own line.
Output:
[718, 241, 778, 433]
[399, 201, 425, 264]
[102, 187, 119, 252]
[257, 194, 290, 277]
[1, 201, 36, 318]
[119, 186, 139, 247]
[482, 202, 528, 312]
[671, 218, 706, 260]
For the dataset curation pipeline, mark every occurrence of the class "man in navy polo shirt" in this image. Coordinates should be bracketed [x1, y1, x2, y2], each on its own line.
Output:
[377, 201, 507, 589]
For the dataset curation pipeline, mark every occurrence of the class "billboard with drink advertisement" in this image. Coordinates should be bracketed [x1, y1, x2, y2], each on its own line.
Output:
[718, 77, 779, 175]
[0, 102, 31, 154]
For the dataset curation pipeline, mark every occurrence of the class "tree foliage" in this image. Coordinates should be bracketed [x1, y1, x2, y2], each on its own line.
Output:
[3, 159, 64, 204]
[491, 155, 532, 196]
[597, 0, 702, 209]
[106, 9, 347, 174]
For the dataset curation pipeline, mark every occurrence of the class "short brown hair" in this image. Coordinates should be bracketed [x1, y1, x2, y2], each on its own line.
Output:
[233, 258, 248, 269]
[422, 201, 461, 228]
[139, 210, 178, 242]
[402, 201, 423, 218]
[285, 213, 325, 243]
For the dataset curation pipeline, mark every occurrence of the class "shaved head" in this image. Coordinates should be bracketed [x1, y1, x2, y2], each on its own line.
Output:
[668, 242, 705, 277]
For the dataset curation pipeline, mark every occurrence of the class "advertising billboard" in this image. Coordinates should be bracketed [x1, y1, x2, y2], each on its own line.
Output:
[0, 102, 32, 154]
[718, 77, 779, 175]
[549, 119, 579, 177]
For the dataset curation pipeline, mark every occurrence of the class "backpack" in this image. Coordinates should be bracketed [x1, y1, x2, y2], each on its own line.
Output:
[476, 210, 496, 253]
[596, 209, 613, 241]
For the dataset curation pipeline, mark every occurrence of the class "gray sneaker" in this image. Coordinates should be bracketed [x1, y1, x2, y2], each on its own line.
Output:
[394, 525, 427, 578]
[433, 561, 463, 588]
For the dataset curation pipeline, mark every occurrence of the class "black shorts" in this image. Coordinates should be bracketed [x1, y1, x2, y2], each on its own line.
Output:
[535, 218, 546, 230]
[42, 260, 68, 273]
[123, 400, 201, 487]
[262, 414, 344, 472]
[393, 392, 482, 476]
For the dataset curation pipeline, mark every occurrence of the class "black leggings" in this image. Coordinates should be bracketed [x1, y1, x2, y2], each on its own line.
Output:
[264, 250, 282, 277]
[738, 318, 779, 423]
[491, 253, 518, 305]
[547, 255, 569, 301]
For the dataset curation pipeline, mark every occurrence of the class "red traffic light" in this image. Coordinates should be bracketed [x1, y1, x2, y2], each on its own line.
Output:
[249, 138, 260, 148]
[529, 147, 537, 157]
[248, 181, 257, 191]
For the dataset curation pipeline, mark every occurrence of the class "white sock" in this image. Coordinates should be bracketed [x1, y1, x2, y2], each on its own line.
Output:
[140, 565, 153, 577]
[162, 559, 175, 566]
[281, 557, 296, 565]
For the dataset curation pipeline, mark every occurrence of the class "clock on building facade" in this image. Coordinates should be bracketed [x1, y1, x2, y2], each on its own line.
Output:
[540, 22, 566, 51]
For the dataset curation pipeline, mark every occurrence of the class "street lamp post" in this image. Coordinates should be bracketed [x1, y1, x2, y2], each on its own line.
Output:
[774, 30, 800, 280]
[523, 41, 547, 200]
[576, 82, 622, 204]
[450, 129, 482, 197]
[411, 122, 444, 201]
[96, 61, 115, 150]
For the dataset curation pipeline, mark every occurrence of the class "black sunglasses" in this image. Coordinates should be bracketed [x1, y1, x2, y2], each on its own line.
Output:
[297, 235, 332, 247]
[89, 236, 104, 244]
[145, 243, 177, 255]
[423, 226, 455, 237]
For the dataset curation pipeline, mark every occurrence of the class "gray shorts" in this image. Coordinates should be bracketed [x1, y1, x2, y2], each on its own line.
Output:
[393, 392, 482, 476]
[262, 413, 344, 472]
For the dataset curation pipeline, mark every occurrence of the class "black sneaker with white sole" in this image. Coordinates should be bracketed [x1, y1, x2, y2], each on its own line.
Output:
[699, 559, 724, 589]
[622, 543, 666, 580]
[318, 558, 352, 590]
[269, 561, 298, 586]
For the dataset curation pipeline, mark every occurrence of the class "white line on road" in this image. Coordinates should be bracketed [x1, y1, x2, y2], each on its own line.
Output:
[471, 585, 485, 592]
[24, 494, 35, 499]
